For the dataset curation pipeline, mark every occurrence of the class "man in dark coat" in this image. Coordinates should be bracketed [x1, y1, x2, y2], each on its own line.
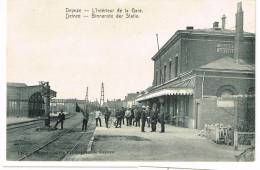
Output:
[115, 109, 122, 128]
[141, 106, 147, 132]
[159, 105, 165, 133]
[54, 109, 65, 130]
[76, 103, 89, 131]
[151, 104, 158, 132]
[146, 106, 151, 127]
[134, 108, 141, 127]
[121, 107, 125, 125]
[81, 108, 89, 131]
[104, 107, 111, 128]
[129, 108, 134, 126]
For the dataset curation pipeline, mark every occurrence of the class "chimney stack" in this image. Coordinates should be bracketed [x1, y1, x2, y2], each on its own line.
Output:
[236, 2, 244, 33]
[221, 14, 226, 29]
[213, 21, 219, 29]
[234, 1, 244, 63]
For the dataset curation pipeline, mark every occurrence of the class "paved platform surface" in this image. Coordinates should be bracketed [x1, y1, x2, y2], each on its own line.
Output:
[66, 120, 243, 161]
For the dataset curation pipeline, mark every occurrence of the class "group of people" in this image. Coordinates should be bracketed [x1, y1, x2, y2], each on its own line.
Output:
[54, 103, 165, 133]
[110, 104, 165, 133]
[95, 107, 112, 128]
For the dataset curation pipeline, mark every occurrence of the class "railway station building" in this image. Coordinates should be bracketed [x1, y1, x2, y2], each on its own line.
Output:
[7, 82, 56, 117]
[136, 2, 255, 130]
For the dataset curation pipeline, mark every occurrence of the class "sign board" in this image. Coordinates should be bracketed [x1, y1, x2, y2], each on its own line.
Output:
[217, 100, 234, 107]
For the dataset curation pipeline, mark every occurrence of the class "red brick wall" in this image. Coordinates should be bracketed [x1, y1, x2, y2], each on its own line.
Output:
[197, 96, 254, 130]
[152, 32, 255, 87]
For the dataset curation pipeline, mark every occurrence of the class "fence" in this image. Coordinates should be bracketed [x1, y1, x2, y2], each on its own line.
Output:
[204, 123, 233, 145]
[205, 123, 255, 150]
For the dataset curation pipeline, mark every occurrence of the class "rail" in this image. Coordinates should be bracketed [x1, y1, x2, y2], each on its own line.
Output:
[18, 117, 96, 161]
[7, 113, 76, 132]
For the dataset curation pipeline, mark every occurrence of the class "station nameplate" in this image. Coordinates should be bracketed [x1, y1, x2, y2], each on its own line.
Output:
[217, 100, 234, 107]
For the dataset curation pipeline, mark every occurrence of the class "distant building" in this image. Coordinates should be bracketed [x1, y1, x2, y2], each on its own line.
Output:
[50, 98, 100, 114]
[50, 99, 83, 113]
[123, 92, 140, 108]
[137, 2, 255, 130]
[103, 99, 124, 110]
[7, 82, 56, 117]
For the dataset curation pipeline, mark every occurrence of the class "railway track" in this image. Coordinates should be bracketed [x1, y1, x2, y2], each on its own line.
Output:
[7, 113, 76, 132]
[18, 117, 96, 161]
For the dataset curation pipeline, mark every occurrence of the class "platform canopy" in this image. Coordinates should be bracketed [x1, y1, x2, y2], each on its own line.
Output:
[136, 88, 193, 102]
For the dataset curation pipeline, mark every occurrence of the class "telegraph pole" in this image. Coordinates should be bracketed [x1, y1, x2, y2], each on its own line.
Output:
[156, 33, 162, 84]
[156, 33, 160, 51]
[100, 82, 104, 106]
[85, 86, 88, 111]
[85, 86, 89, 102]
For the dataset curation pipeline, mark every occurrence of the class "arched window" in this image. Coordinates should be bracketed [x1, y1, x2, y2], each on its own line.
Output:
[220, 89, 234, 97]
[216, 85, 238, 97]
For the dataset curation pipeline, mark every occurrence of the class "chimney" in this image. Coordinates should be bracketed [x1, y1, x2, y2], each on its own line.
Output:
[186, 26, 194, 30]
[236, 2, 244, 33]
[234, 1, 244, 63]
[213, 21, 220, 30]
[221, 14, 226, 29]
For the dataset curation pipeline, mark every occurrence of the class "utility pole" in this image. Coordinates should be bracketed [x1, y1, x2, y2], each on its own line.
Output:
[85, 86, 88, 102]
[156, 33, 162, 84]
[85, 86, 88, 111]
[100, 82, 104, 106]
[156, 33, 160, 51]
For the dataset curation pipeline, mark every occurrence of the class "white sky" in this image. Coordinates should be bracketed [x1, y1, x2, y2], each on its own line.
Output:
[7, 0, 255, 101]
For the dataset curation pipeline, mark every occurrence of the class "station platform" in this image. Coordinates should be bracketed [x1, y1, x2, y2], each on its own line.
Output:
[65, 120, 243, 161]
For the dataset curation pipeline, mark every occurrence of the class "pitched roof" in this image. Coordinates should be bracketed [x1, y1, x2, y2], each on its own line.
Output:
[199, 56, 255, 72]
[180, 28, 254, 37]
[152, 28, 255, 60]
[125, 93, 139, 101]
[7, 82, 27, 87]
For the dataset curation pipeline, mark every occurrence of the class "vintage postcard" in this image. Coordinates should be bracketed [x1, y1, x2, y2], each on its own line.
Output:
[1, 0, 258, 169]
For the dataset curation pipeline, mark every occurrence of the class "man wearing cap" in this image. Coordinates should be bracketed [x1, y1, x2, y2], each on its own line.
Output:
[159, 104, 165, 133]
[141, 106, 147, 132]
[104, 107, 111, 128]
[82, 107, 89, 131]
[54, 109, 65, 130]
[146, 106, 151, 128]
[125, 108, 131, 126]
[151, 104, 158, 132]
[95, 109, 102, 127]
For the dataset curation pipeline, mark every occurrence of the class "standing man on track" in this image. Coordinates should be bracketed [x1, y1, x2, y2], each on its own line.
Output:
[76, 103, 89, 131]
[81, 108, 89, 131]
[54, 109, 65, 130]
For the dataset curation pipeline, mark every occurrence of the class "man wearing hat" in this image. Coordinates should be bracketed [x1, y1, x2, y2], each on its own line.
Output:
[151, 103, 158, 132]
[141, 106, 147, 132]
[54, 109, 65, 130]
